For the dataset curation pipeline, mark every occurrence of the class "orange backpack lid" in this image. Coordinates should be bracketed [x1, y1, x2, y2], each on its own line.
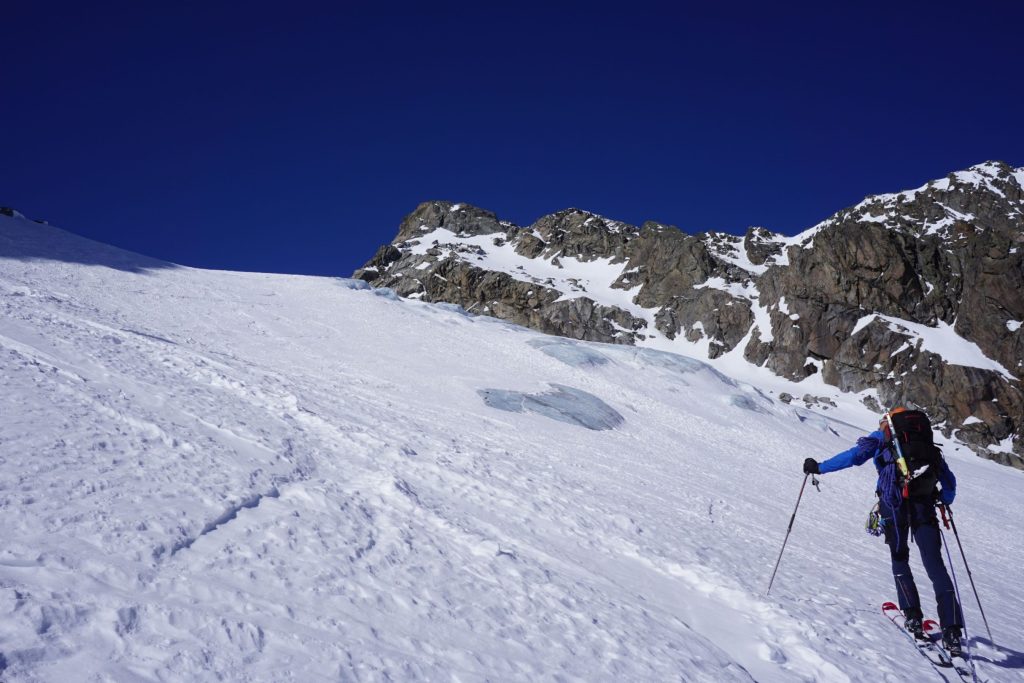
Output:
[879, 407, 908, 439]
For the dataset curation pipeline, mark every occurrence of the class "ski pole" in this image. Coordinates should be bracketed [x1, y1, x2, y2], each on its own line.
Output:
[766, 473, 815, 595]
[943, 504, 993, 642]
[939, 526, 979, 682]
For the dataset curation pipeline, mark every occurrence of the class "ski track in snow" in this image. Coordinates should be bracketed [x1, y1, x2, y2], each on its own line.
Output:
[1, 215, 1023, 682]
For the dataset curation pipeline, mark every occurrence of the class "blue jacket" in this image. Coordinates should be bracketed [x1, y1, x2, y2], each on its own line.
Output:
[819, 429, 956, 502]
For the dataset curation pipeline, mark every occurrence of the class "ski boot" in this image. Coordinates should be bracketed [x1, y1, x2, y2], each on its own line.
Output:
[904, 616, 927, 641]
[942, 626, 964, 658]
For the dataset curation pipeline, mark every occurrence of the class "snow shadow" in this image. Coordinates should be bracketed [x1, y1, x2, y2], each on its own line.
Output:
[972, 637, 1024, 670]
[0, 213, 179, 273]
[527, 338, 610, 368]
[478, 384, 624, 430]
[726, 394, 770, 413]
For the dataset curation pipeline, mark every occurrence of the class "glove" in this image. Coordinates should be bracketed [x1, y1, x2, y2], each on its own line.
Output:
[803, 458, 820, 475]
[938, 488, 955, 506]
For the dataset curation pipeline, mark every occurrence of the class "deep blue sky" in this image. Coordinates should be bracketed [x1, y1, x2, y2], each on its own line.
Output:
[3, 3, 1022, 276]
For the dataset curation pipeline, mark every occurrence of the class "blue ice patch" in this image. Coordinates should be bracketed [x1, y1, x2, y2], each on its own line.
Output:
[625, 348, 737, 386]
[337, 278, 371, 291]
[478, 384, 624, 430]
[527, 339, 609, 368]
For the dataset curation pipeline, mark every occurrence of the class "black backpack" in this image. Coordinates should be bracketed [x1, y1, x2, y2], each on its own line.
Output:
[884, 409, 943, 497]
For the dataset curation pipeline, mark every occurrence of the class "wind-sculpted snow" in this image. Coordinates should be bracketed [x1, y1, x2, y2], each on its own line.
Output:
[478, 384, 624, 430]
[1, 212, 1023, 681]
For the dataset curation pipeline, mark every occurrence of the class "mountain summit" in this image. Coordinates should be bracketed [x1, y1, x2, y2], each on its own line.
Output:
[356, 162, 1024, 467]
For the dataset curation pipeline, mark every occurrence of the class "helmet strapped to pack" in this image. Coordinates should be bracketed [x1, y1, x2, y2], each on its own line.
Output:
[881, 408, 942, 499]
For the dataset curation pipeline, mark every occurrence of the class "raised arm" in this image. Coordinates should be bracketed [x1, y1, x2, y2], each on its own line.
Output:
[810, 430, 886, 474]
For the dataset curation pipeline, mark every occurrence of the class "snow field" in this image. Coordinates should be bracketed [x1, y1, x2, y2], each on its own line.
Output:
[1, 215, 1023, 681]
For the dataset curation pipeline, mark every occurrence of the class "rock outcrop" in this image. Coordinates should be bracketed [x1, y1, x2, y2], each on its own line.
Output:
[356, 162, 1024, 468]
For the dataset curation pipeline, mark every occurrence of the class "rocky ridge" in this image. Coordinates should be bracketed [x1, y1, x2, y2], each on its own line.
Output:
[355, 162, 1024, 468]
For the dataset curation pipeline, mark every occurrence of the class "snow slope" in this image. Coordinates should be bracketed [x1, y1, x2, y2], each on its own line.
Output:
[1, 214, 1022, 682]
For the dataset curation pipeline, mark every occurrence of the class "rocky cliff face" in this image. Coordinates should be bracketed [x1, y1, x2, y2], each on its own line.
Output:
[355, 162, 1024, 468]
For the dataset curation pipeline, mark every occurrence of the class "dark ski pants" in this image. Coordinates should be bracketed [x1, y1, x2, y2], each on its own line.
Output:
[881, 496, 962, 629]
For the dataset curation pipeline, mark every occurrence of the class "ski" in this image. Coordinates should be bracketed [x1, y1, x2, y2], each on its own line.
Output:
[922, 619, 977, 682]
[881, 602, 972, 682]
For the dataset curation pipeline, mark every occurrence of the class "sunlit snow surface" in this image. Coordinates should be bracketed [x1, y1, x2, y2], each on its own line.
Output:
[1, 215, 1023, 681]
[850, 314, 1016, 380]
